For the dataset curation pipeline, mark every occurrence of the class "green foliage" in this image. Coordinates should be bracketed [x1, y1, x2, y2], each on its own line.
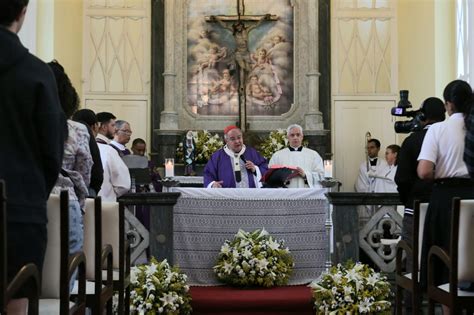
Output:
[309, 261, 392, 314]
[213, 228, 294, 288]
[259, 129, 288, 160]
[259, 129, 309, 160]
[129, 258, 192, 315]
[176, 130, 223, 164]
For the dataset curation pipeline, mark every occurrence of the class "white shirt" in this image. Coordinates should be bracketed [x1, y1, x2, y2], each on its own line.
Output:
[110, 140, 127, 151]
[96, 133, 111, 144]
[98, 143, 131, 201]
[355, 157, 388, 192]
[269, 147, 324, 188]
[418, 113, 469, 179]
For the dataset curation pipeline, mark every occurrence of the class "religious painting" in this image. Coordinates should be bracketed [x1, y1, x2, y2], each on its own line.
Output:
[187, 0, 294, 117]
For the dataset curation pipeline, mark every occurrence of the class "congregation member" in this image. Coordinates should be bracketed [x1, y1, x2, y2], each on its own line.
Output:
[417, 80, 474, 312]
[110, 120, 132, 157]
[48, 60, 93, 290]
[464, 88, 474, 178]
[394, 97, 446, 313]
[204, 125, 268, 188]
[268, 124, 324, 188]
[96, 111, 116, 144]
[354, 138, 388, 192]
[72, 108, 104, 197]
[0, 0, 66, 312]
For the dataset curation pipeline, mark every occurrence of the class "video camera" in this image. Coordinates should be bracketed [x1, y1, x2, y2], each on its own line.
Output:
[391, 90, 424, 133]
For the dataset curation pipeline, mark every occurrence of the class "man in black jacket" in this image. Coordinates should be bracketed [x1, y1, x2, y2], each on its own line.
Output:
[0, 0, 65, 313]
[394, 97, 445, 313]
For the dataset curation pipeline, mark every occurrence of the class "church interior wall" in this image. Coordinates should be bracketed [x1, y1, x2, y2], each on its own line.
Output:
[397, 0, 455, 110]
[21, 0, 457, 185]
[32, 0, 84, 98]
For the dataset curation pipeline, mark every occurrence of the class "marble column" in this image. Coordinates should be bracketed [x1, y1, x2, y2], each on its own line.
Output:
[160, 0, 179, 130]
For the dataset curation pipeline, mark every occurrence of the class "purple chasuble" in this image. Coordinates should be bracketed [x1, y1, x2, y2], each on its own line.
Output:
[203, 147, 268, 188]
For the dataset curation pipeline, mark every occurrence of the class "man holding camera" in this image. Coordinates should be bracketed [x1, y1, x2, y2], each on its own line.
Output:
[394, 96, 445, 313]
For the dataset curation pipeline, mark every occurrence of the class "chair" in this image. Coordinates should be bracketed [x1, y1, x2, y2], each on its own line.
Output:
[122, 155, 152, 190]
[395, 200, 428, 314]
[1, 179, 40, 315]
[427, 197, 474, 314]
[101, 201, 131, 315]
[71, 197, 113, 314]
[39, 191, 87, 314]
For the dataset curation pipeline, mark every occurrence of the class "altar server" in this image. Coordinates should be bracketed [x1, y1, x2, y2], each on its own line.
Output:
[355, 138, 388, 192]
[204, 125, 268, 188]
[368, 144, 400, 192]
[269, 124, 324, 188]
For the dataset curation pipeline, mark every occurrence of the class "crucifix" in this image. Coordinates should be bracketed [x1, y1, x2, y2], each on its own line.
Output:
[206, 0, 278, 132]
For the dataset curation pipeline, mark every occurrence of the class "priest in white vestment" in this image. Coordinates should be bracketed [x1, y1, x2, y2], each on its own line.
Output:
[269, 124, 324, 188]
[354, 138, 388, 192]
[98, 143, 131, 201]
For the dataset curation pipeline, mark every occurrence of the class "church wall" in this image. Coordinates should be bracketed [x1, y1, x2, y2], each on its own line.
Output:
[35, 0, 54, 61]
[397, 0, 455, 108]
[35, 0, 456, 179]
[434, 0, 456, 97]
[35, 0, 84, 98]
[54, 0, 84, 98]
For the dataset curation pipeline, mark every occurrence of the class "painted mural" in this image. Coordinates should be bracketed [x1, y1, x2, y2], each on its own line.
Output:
[187, 0, 294, 116]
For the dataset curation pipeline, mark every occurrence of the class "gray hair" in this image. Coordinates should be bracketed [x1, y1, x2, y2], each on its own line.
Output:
[286, 124, 304, 135]
[115, 120, 129, 130]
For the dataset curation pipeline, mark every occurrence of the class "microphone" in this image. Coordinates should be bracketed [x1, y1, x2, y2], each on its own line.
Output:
[241, 155, 256, 175]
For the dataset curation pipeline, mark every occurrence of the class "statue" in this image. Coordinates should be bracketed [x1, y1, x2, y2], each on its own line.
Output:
[183, 130, 196, 176]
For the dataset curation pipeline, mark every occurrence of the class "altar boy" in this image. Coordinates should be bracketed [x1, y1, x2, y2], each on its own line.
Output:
[204, 125, 268, 188]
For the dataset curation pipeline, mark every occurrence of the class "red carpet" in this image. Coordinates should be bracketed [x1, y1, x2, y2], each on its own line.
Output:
[190, 285, 314, 315]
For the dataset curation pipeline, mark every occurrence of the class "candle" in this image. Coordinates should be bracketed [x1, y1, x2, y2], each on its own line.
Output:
[324, 160, 333, 178]
[165, 158, 174, 178]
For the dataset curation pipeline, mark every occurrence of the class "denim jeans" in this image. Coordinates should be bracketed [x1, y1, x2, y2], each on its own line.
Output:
[69, 199, 84, 292]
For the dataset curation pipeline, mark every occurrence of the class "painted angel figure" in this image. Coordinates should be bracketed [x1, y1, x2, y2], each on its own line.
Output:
[251, 48, 272, 71]
[198, 45, 227, 71]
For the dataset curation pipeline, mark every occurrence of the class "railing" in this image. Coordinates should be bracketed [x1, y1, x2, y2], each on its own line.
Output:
[326, 192, 403, 272]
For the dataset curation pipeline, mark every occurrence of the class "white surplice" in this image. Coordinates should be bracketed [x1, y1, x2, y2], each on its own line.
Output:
[269, 147, 324, 188]
[354, 158, 388, 192]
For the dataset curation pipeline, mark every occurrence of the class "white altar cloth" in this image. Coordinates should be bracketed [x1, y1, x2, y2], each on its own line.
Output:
[170, 187, 328, 286]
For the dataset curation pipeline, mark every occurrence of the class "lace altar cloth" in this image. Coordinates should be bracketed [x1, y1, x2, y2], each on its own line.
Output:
[171, 188, 328, 285]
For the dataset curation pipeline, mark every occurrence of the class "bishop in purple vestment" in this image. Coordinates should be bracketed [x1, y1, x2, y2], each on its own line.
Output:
[204, 126, 268, 188]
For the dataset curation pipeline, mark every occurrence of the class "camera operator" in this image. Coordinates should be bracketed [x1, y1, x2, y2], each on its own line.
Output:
[394, 97, 445, 313]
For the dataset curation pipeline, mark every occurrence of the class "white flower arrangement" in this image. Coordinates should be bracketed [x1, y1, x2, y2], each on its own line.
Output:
[129, 258, 192, 315]
[213, 228, 294, 287]
[309, 261, 392, 314]
[176, 130, 223, 164]
[259, 129, 288, 160]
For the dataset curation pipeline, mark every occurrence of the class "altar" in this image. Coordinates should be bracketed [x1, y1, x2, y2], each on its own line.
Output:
[170, 187, 328, 286]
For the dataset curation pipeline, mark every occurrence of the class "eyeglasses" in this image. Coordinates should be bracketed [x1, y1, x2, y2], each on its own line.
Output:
[118, 129, 132, 135]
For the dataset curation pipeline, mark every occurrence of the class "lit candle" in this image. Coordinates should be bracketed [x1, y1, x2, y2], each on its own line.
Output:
[324, 160, 333, 178]
[165, 158, 174, 178]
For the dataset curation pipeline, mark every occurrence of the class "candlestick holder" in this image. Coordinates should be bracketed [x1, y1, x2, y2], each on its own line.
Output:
[319, 177, 339, 188]
[159, 177, 179, 192]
